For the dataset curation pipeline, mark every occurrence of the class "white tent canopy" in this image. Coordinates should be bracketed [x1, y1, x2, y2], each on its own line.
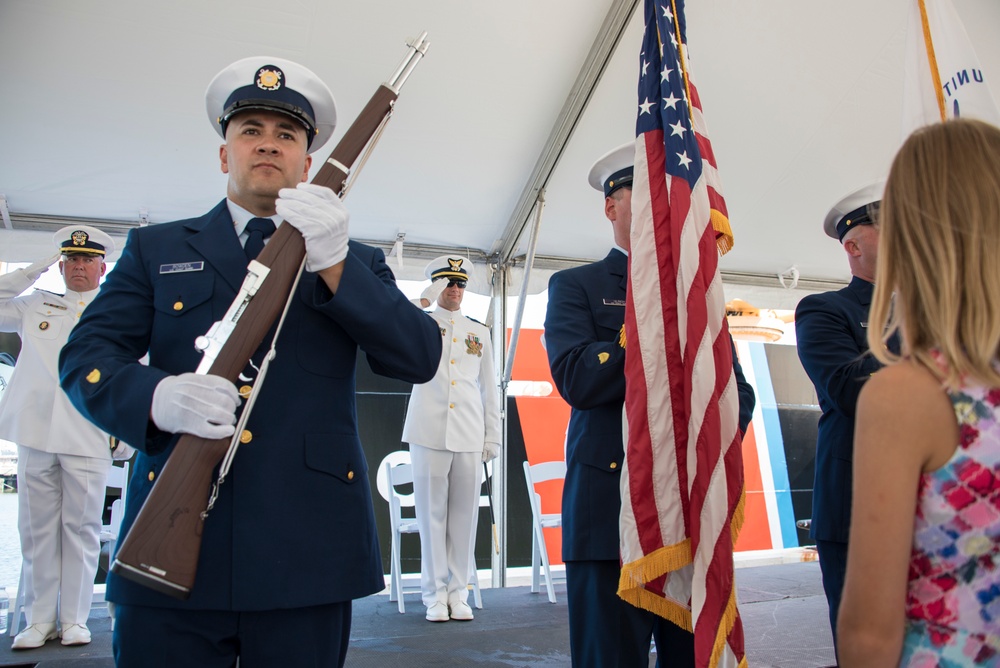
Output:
[4, 0, 999, 301]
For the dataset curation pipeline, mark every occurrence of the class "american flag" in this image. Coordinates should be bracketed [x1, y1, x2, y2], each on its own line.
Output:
[617, 1, 746, 666]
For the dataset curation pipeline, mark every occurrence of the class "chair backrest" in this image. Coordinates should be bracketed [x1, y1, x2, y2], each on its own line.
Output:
[377, 450, 416, 509]
[523, 460, 566, 519]
[106, 461, 129, 504]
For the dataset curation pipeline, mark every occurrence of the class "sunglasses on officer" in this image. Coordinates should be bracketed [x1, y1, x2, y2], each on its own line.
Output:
[447, 279, 467, 289]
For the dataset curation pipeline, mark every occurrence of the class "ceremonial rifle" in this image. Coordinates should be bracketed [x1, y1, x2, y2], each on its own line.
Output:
[111, 33, 430, 599]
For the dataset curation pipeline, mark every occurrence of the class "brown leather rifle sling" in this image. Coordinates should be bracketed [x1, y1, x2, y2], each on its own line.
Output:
[112, 33, 430, 599]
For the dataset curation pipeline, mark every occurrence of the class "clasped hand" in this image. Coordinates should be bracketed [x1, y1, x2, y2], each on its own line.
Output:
[276, 183, 350, 272]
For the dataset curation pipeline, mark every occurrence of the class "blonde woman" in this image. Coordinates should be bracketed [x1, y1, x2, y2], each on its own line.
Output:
[838, 118, 1000, 665]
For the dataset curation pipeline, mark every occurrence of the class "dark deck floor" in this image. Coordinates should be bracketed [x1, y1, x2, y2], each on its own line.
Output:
[1, 561, 834, 667]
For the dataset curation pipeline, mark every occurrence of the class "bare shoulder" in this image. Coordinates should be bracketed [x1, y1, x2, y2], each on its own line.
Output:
[859, 360, 958, 469]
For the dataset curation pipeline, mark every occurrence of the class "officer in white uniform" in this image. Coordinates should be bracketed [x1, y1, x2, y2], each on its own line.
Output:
[402, 256, 502, 623]
[0, 225, 128, 650]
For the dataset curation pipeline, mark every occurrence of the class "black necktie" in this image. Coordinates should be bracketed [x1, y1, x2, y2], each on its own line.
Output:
[245, 217, 276, 261]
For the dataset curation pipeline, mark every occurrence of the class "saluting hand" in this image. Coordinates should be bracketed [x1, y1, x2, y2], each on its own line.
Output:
[24, 252, 62, 282]
[277, 183, 350, 272]
[419, 279, 448, 307]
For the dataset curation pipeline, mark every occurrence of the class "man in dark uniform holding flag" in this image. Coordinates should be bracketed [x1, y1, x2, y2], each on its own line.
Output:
[795, 182, 885, 647]
[544, 143, 755, 667]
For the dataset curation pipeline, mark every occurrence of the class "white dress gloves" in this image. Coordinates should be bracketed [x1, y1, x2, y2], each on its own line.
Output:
[420, 279, 448, 306]
[24, 252, 61, 281]
[150, 373, 240, 440]
[482, 441, 500, 463]
[276, 183, 350, 272]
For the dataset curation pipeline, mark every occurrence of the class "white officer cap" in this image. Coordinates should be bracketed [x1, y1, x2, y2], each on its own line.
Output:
[53, 225, 116, 257]
[823, 181, 885, 242]
[205, 56, 337, 153]
[425, 255, 474, 282]
[587, 142, 635, 197]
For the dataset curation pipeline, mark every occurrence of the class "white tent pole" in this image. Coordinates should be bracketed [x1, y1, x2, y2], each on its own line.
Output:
[490, 258, 508, 588]
[503, 190, 545, 386]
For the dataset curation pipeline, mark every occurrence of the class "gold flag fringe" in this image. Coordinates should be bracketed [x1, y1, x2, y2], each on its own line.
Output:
[618, 539, 693, 631]
[708, 486, 747, 667]
[713, 209, 734, 256]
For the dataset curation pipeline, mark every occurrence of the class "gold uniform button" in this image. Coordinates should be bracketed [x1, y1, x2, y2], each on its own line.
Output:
[610, 462, 618, 470]
[173, 301, 183, 311]
[449, 403, 455, 409]
[347, 471, 355, 481]
[147, 471, 155, 482]
[450, 359, 455, 365]
[240, 430, 253, 444]
[451, 380, 456, 386]
[453, 338, 457, 342]
[239, 385, 253, 398]
[78, 301, 86, 307]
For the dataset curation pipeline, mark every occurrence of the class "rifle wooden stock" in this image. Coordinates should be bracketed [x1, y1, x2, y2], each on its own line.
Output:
[112, 81, 404, 599]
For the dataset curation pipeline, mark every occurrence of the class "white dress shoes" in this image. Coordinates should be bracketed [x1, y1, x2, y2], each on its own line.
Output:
[425, 601, 450, 622]
[60, 623, 92, 646]
[12, 622, 58, 650]
[449, 600, 474, 621]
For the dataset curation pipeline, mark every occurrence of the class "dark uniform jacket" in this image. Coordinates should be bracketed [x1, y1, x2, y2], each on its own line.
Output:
[544, 248, 755, 561]
[59, 200, 441, 611]
[795, 276, 881, 544]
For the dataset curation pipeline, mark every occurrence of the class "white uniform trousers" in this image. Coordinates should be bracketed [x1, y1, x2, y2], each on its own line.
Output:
[410, 445, 482, 608]
[17, 445, 109, 625]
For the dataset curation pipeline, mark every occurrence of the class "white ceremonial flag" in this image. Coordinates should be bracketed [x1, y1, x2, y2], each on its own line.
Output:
[902, 0, 1000, 138]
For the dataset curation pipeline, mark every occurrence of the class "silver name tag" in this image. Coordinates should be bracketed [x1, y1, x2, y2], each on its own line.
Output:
[160, 262, 205, 274]
[603, 298, 626, 307]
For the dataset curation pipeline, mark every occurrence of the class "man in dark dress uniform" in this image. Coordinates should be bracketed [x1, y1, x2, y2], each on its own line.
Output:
[795, 182, 884, 647]
[59, 56, 440, 667]
[544, 143, 756, 667]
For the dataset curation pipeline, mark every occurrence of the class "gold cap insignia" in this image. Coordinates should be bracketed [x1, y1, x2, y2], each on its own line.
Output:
[448, 258, 464, 272]
[255, 66, 283, 91]
[71, 230, 89, 246]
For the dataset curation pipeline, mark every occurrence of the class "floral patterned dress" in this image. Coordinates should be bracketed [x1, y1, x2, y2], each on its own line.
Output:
[901, 376, 1000, 666]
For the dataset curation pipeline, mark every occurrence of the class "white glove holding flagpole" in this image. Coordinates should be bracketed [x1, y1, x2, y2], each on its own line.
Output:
[24, 252, 61, 281]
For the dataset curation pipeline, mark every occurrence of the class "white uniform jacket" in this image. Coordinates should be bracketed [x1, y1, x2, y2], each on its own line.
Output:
[0, 269, 111, 458]
[402, 307, 501, 452]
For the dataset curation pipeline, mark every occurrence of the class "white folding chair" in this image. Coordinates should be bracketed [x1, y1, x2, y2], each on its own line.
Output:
[522, 460, 567, 603]
[10, 459, 130, 636]
[99, 461, 130, 562]
[376, 451, 422, 613]
[376, 450, 484, 613]
[99, 461, 129, 630]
